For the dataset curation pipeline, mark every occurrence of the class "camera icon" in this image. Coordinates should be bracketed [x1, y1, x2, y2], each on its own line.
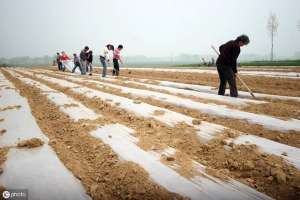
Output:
[2, 190, 10, 199]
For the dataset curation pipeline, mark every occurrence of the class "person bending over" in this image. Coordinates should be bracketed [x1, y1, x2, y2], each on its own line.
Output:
[112, 45, 123, 76]
[216, 35, 249, 97]
[80, 46, 89, 75]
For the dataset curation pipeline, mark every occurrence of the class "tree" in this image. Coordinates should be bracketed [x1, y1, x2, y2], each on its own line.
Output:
[267, 12, 279, 61]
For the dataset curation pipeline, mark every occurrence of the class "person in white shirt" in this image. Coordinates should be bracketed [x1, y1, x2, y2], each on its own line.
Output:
[99, 44, 114, 77]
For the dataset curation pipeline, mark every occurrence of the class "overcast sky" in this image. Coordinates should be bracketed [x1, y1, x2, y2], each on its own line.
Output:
[0, 0, 299, 58]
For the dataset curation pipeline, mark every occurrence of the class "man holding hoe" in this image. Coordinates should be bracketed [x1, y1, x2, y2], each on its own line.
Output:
[216, 35, 250, 97]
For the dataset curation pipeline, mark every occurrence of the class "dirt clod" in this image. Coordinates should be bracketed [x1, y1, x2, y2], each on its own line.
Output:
[192, 119, 201, 125]
[63, 103, 79, 108]
[153, 110, 165, 116]
[17, 138, 44, 148]
[281, 152, 288, 156]
[166, 156, 175, 161]
[133, 100, 142, 104]
[0, 129, 6, 135]
[244, 161, 255, 170]
[272, 169, 287, 184]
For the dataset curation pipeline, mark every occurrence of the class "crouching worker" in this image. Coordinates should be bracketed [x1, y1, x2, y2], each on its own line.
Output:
[72, 53, 83, 74]
[216, 34, 250, 97]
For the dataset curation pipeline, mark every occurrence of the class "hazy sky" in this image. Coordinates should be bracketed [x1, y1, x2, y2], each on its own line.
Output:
[0, 0, 299, 58]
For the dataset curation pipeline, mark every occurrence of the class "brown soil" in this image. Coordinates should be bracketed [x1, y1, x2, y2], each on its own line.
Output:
[0, 147, 9, 192]
[2, 69, 186, 200]
[0, 147, 9, 167]
[87, 74, 300, 119]
[63, 72, 236, 108]
[239, 67, 300, 72]
[243, 101, 300, 119]
[200, 143, 300, 200]
[160, 151, 200, 179]
[17, 138, 44, 148]
[153, 110, 166, 116]
[36, 65, 300, 73]
[134, 96, 300, 149]
[117, 69, 300, 97]
[14, 68, 300, 200]
[46, 70, 300, 119]
[42, 71, 300, 149]
[0, 129, 6, 135]
[63, 103, 79, 108]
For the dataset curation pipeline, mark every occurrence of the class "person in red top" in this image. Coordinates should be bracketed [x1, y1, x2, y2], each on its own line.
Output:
[112, 45, 123, 76]
[60, 51, 70, 61]
[60, 51, 71, 72]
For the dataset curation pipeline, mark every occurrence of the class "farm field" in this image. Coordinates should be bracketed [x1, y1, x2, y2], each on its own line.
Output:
[0, 66, 300, 200]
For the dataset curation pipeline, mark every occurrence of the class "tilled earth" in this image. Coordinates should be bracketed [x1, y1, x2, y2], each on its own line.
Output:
[1, 66, 300, 200]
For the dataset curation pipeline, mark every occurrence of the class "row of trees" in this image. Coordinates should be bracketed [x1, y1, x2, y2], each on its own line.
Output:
[267, 13, 300, 61]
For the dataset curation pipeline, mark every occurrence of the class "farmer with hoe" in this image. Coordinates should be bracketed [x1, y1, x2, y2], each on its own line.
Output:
[216, 35, 250, 97]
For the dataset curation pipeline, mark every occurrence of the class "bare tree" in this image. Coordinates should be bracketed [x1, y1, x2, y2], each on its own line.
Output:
[267, 12, 279, 61]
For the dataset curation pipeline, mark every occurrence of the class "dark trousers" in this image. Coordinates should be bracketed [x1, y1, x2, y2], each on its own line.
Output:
[62, 63, 66, 72]
[57, 61, 63, 71]
[86, 62, 92, 74]
[217, 66, 238, 97]
[72, 62, 83, 74]
[113, 59, 119, 76]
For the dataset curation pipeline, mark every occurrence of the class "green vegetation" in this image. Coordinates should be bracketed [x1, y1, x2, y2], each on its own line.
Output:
[174, 59, 300, 68]
[240, 59, 300, 66]
[0, 64, 12, 67]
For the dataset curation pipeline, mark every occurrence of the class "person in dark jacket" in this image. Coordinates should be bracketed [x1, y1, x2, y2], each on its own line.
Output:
[216, 35, 250, 97]
[56, 52, 63, 71]
[87, 50, 93, 75]
[80, 46, 89, 75]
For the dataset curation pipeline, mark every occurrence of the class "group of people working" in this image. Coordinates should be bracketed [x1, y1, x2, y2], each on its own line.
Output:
[55, 34, 249, 98]
[56, 44, 123, 77]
